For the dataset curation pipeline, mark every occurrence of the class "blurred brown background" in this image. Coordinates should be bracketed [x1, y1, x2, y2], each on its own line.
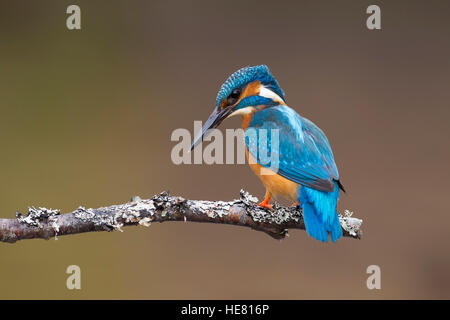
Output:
[0, 0, 449, 299]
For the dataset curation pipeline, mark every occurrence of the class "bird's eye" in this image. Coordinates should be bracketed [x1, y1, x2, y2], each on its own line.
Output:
[227, 89, 241, 106]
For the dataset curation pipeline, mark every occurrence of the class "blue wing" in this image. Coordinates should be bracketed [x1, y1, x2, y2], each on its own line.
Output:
[245, 105, 340, 192]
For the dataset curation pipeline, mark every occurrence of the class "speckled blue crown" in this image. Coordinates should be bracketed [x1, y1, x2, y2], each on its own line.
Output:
[215, 65, 285, 108]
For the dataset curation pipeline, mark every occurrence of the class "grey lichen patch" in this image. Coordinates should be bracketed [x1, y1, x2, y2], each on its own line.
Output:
[139, 217, 152, 227]
[149, 191, 184, 217]
[74, 206, 96, 222]
[238, 189, 258, 206]
[339, 209, 363, 238]
[151, 191, 172, 206]
[130, 195, 142, 203]
[236, 190, 302, 225]
[122, 199, 156, 223]
[191, 200, 231, 218]
[270, 204, 302, 225]
[74, 206, 119, 231]
[16, 207, 61, 228]
[74, 198, 160, 232]
[49, 215, 60, 239]
[140, 191, 191, 221]
[248, 204, 301, 225]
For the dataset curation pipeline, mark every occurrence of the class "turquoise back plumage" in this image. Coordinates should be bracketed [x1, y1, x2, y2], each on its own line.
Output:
[244, 104, 343, 242]
[245, 105, 339, 192]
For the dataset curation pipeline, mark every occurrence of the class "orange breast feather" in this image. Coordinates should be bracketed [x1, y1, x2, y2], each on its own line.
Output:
[245, 146, 299, 202]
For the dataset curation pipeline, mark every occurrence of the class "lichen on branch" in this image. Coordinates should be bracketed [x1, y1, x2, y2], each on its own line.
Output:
[0, 190, 362, 243]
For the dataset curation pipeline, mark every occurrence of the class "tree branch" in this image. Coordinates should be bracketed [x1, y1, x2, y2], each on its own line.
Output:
[0, 190, 362, 243]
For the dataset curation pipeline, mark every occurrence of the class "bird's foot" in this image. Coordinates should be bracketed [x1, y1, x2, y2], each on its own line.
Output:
[258, 200, 273, 211]
[290, 201, 300, 207]
[258, 192, 273, 211]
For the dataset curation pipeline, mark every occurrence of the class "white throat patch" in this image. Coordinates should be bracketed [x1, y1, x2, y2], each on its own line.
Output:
[258, 86, 285, 105]
[227, 106, 255, 118]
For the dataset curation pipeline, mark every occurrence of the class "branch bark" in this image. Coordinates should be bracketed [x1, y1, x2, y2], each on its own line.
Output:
[0, 190, 362, 243]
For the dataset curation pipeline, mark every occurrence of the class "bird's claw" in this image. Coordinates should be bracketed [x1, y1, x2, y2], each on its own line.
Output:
[258, 201, 273, 211]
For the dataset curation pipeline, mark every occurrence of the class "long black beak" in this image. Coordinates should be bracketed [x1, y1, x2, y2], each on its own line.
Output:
[190, 107, 233, 150]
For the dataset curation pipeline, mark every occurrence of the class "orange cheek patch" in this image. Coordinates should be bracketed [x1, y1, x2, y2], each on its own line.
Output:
[236, 81, 261, 105]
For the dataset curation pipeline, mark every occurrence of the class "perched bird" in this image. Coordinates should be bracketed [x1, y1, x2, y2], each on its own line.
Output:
[191, 65, 345, 242]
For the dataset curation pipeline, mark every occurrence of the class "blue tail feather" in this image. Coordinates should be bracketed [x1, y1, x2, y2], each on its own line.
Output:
[298, 182, 342, 243]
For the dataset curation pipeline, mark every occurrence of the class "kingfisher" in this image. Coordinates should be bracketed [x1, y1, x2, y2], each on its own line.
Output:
[191, 65, 345, 242]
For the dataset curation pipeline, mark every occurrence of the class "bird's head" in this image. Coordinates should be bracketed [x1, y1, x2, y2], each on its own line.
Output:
[191, 65, 285, 150]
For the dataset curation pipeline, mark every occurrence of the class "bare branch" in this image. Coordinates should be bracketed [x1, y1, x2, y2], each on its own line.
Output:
[0, 190, 362, 243]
